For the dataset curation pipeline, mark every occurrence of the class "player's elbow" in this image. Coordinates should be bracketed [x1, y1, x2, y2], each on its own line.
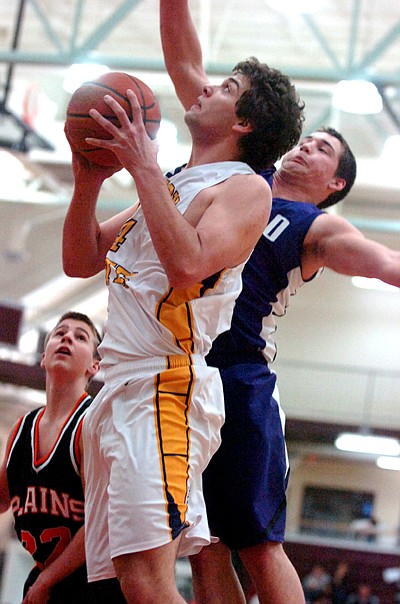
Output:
[63, 256, 98, 279]
[167, 273, 195, 290]
[63, 258, 85, 278]
[167, 265, 201, 289]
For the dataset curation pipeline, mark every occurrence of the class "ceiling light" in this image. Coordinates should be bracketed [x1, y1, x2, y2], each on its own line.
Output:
[351, 276, 399, 292]
[63, 63, 110, 94]
[335, 432, 400, 456]
[377, 456, 400, 471]
[332, 80, 383, 114]
[381, 135, 400, 163]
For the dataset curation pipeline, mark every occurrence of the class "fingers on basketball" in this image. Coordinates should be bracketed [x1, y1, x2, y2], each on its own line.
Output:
[65, 72, 161, 167]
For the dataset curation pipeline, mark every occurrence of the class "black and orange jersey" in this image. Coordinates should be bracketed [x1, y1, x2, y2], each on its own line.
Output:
[6, 393, 92, 570]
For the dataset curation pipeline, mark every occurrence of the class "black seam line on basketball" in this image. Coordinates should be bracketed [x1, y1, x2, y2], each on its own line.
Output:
[83, 80, 157, 110]
[85, 82, 132, 103]
[125, 76, 146, 104]
[119, 75, 159, 116]
[67, 113, 138, 119]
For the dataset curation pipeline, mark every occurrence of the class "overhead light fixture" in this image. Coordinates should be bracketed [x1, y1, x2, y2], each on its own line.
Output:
[381, 135, 400, 163]
[335, 432, 400, 456]
[351, 276, 399, 293]
[63, 63, 110, 94]
[332, 80, 383, 114]
[377, 456, 400, 471]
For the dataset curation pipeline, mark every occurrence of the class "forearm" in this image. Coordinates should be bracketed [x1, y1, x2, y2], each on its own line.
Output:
[134, 165, 203, 287]
[36, 527, 85, 588]
[160, 0, 206, 109]
[22, 527, 86, 604]
[62, 178, 104, 277]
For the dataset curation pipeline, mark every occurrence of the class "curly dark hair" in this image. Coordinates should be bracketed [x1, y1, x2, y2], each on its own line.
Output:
[316, 127, 357, 209]
[233, 57, 304, 172]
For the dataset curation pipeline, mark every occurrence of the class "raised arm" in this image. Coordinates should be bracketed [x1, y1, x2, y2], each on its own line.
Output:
[302, 213, 400, 286]
[160, 0, 208, 110]
[62, 153, 138, 277]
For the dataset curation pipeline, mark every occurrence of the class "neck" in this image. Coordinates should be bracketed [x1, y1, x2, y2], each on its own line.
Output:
[272, 169, 318, 204]
[186, 149, 241, 169]
[44, 376, 87, 419]
[186, 131, 242, 169]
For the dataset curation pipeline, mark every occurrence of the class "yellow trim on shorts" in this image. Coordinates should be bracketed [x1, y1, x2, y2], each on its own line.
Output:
[153, 364, 194, 539]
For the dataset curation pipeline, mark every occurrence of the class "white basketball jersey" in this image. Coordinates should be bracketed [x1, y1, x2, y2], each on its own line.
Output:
[98, 161, 255, 367]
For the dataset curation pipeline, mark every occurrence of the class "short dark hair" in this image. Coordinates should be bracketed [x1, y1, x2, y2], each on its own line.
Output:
[233, 57, 304, 172]
[48, 311, 102, 359]
[316, 127, 357, 209]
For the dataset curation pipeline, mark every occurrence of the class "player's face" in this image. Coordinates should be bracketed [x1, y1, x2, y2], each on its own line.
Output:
[185, 74, 250, 136]
[41, 318, 99, 380]
[280, 131, 343, 187]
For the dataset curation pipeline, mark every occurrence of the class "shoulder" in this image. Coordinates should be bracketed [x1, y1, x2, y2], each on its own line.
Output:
[306, 211, 361, 241]
[219, 172, 271, 201]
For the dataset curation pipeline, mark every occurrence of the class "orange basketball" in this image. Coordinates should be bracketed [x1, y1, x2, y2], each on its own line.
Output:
[65, 72, 161, 168]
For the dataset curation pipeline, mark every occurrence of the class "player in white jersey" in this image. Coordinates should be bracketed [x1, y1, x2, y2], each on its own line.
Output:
[99, 162, 257, 365]
[62, 31, 304, 602]
[84, 160, 256, 582]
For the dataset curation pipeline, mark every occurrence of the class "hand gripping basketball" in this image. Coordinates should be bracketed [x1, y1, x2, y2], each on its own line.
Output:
[65, 72, 161, 168]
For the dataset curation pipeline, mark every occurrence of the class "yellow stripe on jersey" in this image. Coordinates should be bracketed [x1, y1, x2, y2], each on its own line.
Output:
[153, 365, 194, 539]
[156, 271, 225, 355]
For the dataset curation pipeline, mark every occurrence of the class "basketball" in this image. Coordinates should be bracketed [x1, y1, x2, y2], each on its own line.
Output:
[65, 72, 161, 168]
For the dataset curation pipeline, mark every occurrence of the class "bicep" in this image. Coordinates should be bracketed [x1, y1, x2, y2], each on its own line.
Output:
[306, 215, 397, 278]
[196, 177, 271, 269]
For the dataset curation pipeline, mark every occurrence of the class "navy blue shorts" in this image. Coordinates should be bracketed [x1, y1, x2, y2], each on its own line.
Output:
[203, 363, 289, 550]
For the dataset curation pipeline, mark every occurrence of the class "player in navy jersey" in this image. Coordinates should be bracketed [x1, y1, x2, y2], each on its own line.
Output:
[0, 312, 103, 604]
[160, 2, 400, 603]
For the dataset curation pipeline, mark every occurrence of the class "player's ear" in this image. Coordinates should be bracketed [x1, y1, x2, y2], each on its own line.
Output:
[86, 358, 100, 380]
[40, 352, 46, 370]
[233, 118, 253, 134]
[329, 176, 346, 192]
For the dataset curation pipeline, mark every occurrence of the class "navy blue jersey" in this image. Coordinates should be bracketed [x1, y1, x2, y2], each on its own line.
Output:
[207, 195, 323, 367]
[6, 394, 92, 570]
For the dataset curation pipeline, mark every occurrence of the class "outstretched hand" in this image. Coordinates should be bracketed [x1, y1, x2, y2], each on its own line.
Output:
[86, 89, 159, 176]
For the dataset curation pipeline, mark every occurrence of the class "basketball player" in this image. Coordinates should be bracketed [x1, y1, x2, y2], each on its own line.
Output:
[0, 312, 101, 604]
[160, 2, 400, 603]
[62, 32, 304, 602]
